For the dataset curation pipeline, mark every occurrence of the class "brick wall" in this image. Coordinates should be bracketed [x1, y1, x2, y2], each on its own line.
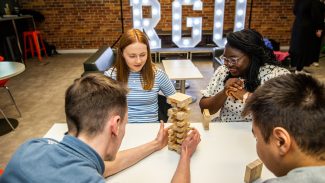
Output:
[20, 0, 294, 49]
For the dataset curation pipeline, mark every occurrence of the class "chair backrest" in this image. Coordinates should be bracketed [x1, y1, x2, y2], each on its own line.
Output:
[95, 47, 115, 71]
[212, 47, 224, 71]
[213, 47, 224, 64]
[82, 46, 116, 76]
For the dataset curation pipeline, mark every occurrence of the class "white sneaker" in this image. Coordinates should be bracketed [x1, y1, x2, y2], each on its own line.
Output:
[312, 62, 319, 67]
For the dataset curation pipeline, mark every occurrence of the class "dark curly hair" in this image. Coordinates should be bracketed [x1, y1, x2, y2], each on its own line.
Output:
[224, 29, 279, 92]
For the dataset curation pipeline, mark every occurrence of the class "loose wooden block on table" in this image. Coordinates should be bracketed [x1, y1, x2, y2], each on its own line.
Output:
[244, 159, 263, 183]
[202, 109, 211, 130]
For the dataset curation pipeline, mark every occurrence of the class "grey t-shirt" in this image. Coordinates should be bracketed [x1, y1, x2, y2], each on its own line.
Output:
[264, 166, 325, 183]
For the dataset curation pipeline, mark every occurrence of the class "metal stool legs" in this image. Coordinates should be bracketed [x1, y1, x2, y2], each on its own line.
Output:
[0, 108, 15, 130]
[4, 86, 22, 117]
[23, 31, 48, 62]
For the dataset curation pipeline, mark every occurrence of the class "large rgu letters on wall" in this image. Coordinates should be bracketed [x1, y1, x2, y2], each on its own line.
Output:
[130, 0, 161, 49]
[172, 0, 203, 48]
[213, 0, 247, 46]
[130, 0, 247, 48]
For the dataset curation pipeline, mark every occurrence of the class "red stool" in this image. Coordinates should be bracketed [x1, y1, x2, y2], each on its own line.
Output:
[23, 31, 48, 61]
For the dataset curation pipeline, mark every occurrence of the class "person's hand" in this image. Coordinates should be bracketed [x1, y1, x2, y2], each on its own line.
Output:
[316, 30, 322, 38]
[229, 89, 247, 101]
[181, 128, 201, 158]
[154, 120, 169, 150]
[224, 78, 244, 93]
[224, 78, 245, 100]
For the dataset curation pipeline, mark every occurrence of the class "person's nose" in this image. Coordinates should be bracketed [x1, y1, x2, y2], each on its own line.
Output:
[136, 56, 142, 63]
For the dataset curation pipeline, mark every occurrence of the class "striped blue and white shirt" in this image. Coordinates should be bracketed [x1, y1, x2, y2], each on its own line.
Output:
[104, 67, 176, 123]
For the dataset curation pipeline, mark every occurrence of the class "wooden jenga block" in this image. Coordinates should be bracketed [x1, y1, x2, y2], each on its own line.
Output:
[168, 143, 181, 153]
[168, 142, 176, 148]
[175, 111, 188, 120]
[175, 120, 189, 128]
[168, 136, 175, 142]
[166, 98, 172, 105]
[202, 109, 211, 130]
[168, 93, 192, 106]
[170, 102, 177, 108]
[244, 159, 263, 183]
[168, 136, 176, 143]
[176, 138, 185, 144]
[172, 125, 188, 133]
[176, 102, 188, 108]
[175, 131, 187, 138]
[167, 99, 177, 107]
[167, 108, 173, 117]
[182, 107, 190, 114]
[168, 139, 181, 149]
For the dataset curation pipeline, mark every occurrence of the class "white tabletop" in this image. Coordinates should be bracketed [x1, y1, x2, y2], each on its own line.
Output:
[162, 59, 203, 80]
[44, 122, 275, 183]
[0, 62, 25, 80]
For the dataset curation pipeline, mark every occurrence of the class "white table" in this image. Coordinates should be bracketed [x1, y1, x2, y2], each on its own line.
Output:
[0, 61, 25, 134]
[162, 59, 203, 103]
[0, 61, 25, 80]
[44, 122, 275, 183]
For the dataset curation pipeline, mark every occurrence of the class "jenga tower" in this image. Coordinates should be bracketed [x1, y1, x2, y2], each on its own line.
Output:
[167, 93, 192, 153]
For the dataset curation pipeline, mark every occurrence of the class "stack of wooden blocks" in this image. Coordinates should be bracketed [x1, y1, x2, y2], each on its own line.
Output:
[167, 93, 192, 153]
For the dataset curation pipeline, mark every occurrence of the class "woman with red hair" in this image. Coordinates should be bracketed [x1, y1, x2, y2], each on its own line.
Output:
[105, 29, 176, 123]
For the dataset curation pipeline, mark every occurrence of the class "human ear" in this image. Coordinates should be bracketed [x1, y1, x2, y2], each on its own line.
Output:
[272, 127, 291, 156]
[110, 115, 121, 137]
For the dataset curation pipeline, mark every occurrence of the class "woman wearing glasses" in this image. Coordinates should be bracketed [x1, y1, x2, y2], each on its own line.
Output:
[199, 29, 290, 122]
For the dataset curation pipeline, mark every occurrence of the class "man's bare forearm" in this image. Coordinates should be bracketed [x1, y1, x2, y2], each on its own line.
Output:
[104, 140, 160, 177]
[171, 153, 191, 183]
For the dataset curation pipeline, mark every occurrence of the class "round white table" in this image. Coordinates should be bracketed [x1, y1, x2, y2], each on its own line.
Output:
[0, 61, 25, 80]
[0, 61, 25, 135]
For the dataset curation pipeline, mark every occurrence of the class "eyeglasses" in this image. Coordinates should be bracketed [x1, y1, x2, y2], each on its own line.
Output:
[219, 54, 245, 65]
